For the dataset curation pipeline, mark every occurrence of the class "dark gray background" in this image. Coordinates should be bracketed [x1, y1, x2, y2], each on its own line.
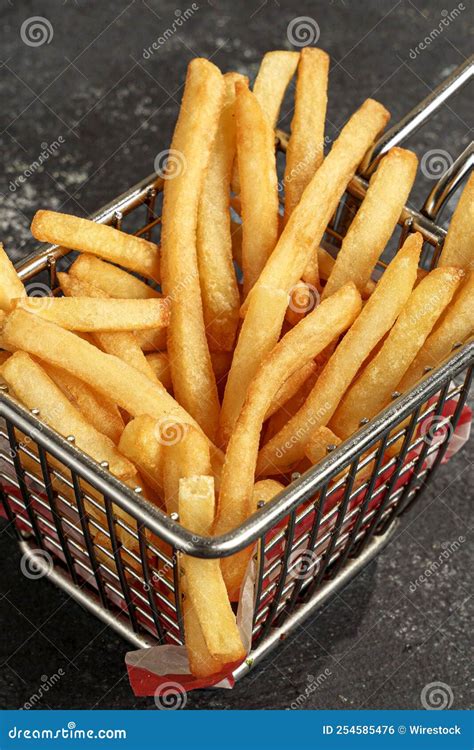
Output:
[0, 0, 472, 710]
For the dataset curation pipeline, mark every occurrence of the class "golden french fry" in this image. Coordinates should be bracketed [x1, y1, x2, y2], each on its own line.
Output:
[439, 173, 474, 270]
[219, 286, 289, 446]
[284, 48, 329, 223]
[133, 327, 167, 352]
[145, 352, 172, 391]
[58, 272, 162, 383]
[183, 601, 224, 679]
[264, 363, 321, 443]
[0, 244, 25, 311]
[236, 80, 279, 297]
[305, 426, 342, 465]
[118, 415, 163, 497]
[331, 266, 464, 440]
[31, 211, 160, 281]
[2, 352, 135, 480]
[257, 233, 423, 474]
[42, 363, 124, 444]
[197, 73, 244, 351]
[16, 295, 169, 332]
[69, 254, 161, 298]
[215, 283, 362, 598]
[1, 310, 210, 439]
[322, 147, 418, 300]
[179, 475, 245, 662]
[318, 247, 376, 298]
[265, 360, 318, 420]
[398, 271, 474, 392]
[160, 58, 223, 441]
[162, 424, 211, 514]
[221, 100, 390, 445]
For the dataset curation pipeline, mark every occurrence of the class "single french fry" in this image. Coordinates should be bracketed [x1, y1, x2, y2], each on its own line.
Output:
[318, 246, 376, 298]
[118, 415, 163, 497]
[257, 233, 423, 474]
[284, 48, 329, 223]
[215, 284, 362, 598]
[16, 295, 169, 332]
[305, 426, 342, 465]
[42, 363, 124, 444]
[265, 360, 318, 420]
[197, 73, 244, 351]
[219, 286, 289, 446]
[133, 327, 167, 352]
[322, 147, 418, 300]
[397, 271, 474, 392]
[160, 58, 223, 441]
[236, 80, 279, 297]
[331, 266, 464, 440]
[162, 424, 211, 514]
[31, 211, 161, 281]
[1, 310, 210, 440]
[222, 101, 389, 445]
[58, 272, 162, 383]
[0, 244, 25, 311]
[68, 254, 161, 299]
[439, 173, 474, 270]
[251, 478, 284, 512]
[264, 363, 321, 443]
[2, 352, 135, 480]
[183, 601, 224, 679]
[145, 352, 172, 391]
[179, 475, 245, 662]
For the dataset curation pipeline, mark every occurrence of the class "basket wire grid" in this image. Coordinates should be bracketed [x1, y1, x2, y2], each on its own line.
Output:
[0, 58, 473, 678]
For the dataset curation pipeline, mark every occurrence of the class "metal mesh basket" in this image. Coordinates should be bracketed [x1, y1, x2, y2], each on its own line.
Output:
[1, 58, 472, 681]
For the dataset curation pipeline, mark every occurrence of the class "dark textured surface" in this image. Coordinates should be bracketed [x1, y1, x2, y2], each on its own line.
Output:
[0, 0, 472, 711]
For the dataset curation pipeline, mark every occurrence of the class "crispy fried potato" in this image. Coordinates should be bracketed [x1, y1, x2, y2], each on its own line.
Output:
[331, 266, 463, 440]
[322, 147, 418, 300]
[2, 352, 134, 479]
[118, 415, 163, 498]
[69, 254, 161, 298]
[197, 73, 244, 351]
[284, 48, 329, 224]
[133, 327, 167, 352]
[42, 363, 124, 444]
[221, 101, 389, 444]
[439, 173, 474, 270]
[31, 211, 160, 281]
[16, 295, 169, 332]
[318, 247, 376, 298]
[0, 244, 25, 311]
[179, 475, 245, 663]
[257, 233, 422, 474]
[162, 424, 211, 514]
[145, 352, 172, 391]
[265, 360, 318, 420]
[215, 283, 362, 598]
[236, 80, 279, 297]
[160, 59, 223, 441]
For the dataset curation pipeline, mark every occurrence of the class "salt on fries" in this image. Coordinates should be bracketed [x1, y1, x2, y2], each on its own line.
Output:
[0, 49, 471, 679]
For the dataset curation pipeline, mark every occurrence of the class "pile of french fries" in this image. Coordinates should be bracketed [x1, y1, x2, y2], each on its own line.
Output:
[0, 49, 472, 679]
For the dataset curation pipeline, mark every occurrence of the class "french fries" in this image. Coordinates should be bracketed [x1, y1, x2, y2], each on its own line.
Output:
[438, 173, 474, 270]
[31, 211, 161, 282]
[16, 295, 169, 332]
[160, 58, 223, 441]
[331, 267, 463, 439]
[145, 352, 172, 391]
[197, 73, 244, 351]
[236, 80, 279, 297]
[68, 254, 161, 299]
[257, 233, 422, 474]
[162, 425, 211, 514]
[215, 283, 362, 598]
[118, 416, 164, 498]
[179, 475, 246, 663]
[322, 147, 418, 299]
[220, 99, 389, 445]
[1, 352, 134, 480]
[0, 243, 25, 311]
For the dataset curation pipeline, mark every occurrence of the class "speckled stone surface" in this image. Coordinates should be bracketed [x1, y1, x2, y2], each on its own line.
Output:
[0, 0, 472, 711]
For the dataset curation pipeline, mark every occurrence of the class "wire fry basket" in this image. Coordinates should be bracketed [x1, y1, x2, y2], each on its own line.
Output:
[1, 58, 472, 682]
